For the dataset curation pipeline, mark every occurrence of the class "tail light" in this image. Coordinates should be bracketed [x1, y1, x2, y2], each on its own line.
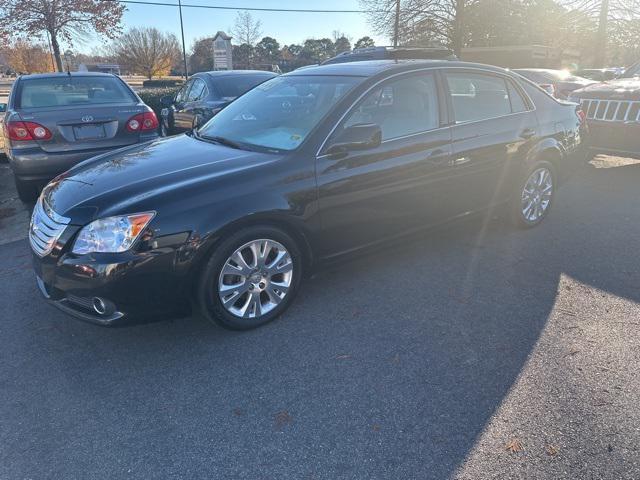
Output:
[539, 83, 556, 97]
[5, 121, 52, 141]
[576, 108, 586, 124]
[126, 111, 159, 132]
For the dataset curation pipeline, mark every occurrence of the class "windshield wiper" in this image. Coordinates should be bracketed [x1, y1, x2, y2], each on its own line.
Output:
[200, 134, 243, 150]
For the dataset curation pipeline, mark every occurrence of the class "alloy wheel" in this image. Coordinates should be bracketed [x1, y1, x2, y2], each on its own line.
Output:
[521, 167, 553, 222]
[218, 239, 293, 319]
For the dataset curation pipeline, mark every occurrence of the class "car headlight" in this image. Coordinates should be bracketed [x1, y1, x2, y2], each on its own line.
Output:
[72, 212, 155, 254]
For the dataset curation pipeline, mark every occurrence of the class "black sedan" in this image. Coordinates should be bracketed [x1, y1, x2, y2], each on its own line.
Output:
[159, 70, 277, 136]
[513, 68, 595, 99]
[2, 72, 159, 201]
[31, 60, 587, 330]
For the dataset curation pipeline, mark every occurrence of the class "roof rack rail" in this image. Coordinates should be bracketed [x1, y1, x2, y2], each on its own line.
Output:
[322, 46, 457, 65]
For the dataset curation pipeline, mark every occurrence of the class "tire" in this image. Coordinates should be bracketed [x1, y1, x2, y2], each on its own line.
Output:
[14, 177, 38, 203]
[196, 225, 303, 330]
[159, 119, 169, 137]
[511, 160, 556, 229]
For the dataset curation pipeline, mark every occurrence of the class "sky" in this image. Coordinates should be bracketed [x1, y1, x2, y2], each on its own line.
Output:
[76, 0, 388, 54]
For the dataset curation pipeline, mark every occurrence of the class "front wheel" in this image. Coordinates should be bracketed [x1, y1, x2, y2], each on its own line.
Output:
[159, 119, 169, 137]
[196, 226, 302, 330]
[511, 161, 555, 228]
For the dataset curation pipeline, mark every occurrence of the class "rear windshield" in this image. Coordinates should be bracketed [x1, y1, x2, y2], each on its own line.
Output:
[18, 76, 136, 109]
[212, 75, 274, 100]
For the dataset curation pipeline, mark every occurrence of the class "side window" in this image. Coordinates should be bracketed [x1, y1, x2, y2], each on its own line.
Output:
[175, 80, 192, 103]
[342, 73, 439, 141]
[507, 81, 528, 113]
[187, 78, 207, 102]
[445, 72, 513, 123]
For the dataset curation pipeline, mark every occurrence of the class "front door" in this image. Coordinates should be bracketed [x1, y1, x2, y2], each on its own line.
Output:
[316, 71, 453, 258]
[173, 78, 207, 133]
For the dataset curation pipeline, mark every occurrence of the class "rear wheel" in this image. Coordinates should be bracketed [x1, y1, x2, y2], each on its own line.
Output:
[511, 161, 555, 228]
[14, 177, 38, 203]
[196, 226, 302, 330]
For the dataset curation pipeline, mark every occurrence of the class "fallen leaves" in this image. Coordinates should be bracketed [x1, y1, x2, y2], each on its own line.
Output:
[274, 410, 293, 429]
[545, 445, 559, 456]
[505, 439, 524, 453]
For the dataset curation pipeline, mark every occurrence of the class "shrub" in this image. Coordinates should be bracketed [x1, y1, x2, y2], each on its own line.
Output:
[142, 79, 184, 88]
[137, 87, 180, 118]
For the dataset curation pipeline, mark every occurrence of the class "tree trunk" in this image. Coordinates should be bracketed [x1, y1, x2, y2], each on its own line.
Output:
[594, 0, 609, 67]
[452, 0, 465, 56]
[49, 31, 63, 72]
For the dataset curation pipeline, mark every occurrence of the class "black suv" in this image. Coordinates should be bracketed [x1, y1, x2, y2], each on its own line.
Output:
[31, 60, 586, 329]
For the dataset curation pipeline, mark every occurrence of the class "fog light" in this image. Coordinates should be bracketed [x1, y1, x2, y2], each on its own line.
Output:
[92, 297, 116, 316]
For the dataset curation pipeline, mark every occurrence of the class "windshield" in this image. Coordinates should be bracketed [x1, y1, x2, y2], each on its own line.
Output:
[621, 62, 640, 78]
[18, 76, 136, 109]
[198, 75, 362, 151]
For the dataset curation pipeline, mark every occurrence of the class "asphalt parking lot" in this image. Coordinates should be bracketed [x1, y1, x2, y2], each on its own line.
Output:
[1, 156, 639, 479]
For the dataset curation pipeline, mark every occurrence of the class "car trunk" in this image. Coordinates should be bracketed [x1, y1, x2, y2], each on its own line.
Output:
[18, 103, 146, 153]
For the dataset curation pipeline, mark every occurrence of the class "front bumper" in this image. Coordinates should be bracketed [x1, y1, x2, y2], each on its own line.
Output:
[33, 241, 191, 326]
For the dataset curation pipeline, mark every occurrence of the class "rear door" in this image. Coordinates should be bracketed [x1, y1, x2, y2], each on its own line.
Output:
[442, 70, 537, 214]
[316, 70, 453, 256]
[16, 75, 144, 153]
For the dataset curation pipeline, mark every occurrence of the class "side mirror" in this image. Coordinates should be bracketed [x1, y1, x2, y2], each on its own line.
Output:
[325, 123, 382, 156]
[0, 103, 7, 113]
[160, 95, 174, 107]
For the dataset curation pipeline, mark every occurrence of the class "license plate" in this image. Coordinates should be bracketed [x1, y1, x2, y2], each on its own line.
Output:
[73, 124, 105, 140]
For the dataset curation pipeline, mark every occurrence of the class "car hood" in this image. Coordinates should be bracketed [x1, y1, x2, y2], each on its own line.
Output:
[43, 134, 281, 223]
[571, 78, 640, 100]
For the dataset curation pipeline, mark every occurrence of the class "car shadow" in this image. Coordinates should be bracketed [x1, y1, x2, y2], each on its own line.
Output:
[2, 159, 639, 478]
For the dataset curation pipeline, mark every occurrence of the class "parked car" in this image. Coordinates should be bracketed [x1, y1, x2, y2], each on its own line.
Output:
[158, 70, 277, 136]
[513, 69, 595, 99]
[31, 59, 586, 329]
[568, 60, 640, 159]
[2, 72, 159, 201]
[573, 68, 622, 82]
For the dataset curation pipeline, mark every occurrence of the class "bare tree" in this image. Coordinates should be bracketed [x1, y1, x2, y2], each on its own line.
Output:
[361, 0, 478, 53]
[231, 12, 263, 46]
[110, 27, 181, 79]
[0, 0, 125, 72]
[559, 0, 640, 66]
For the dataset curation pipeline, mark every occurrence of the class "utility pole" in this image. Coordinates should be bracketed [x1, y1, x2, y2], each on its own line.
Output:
[594, 0, 609, 68]
[178, 0, 189, 78]
[393, 0, 401, 47]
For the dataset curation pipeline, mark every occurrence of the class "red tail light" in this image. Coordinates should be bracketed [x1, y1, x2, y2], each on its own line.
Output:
[5, 121, 52, 141]
[577, 108, 586, 124]
[126, 111, 159, 132]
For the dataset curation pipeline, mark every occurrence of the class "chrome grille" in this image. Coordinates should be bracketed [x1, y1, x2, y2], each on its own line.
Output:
[580, 99, 640, 122]
[29, 198, 70, 257]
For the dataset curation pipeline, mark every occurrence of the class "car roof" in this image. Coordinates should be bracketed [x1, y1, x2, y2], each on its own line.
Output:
[285, 59, 511, 77]
[18, 72, 117, 80]
[199, 70, 277, 79]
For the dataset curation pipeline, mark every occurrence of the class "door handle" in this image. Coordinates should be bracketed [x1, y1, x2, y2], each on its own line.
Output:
[426, 149, 449, 165]
[520, 128, 536, 139]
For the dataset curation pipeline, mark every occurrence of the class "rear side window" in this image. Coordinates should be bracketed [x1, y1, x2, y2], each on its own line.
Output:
[343, 73, 440, 141]
[507, 81, 528, 113]
[445, 72, 516, 123]
[212, 75, 273, 100]
[18, 76, 136, 109]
